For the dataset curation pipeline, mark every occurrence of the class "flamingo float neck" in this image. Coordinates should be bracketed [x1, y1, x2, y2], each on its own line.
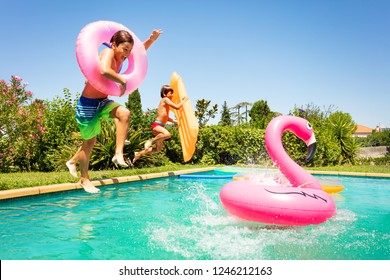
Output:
[265, 116, 321, 190]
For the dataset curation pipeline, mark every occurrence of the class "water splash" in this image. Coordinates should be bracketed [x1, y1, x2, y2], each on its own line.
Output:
[145, 181, 360, 260]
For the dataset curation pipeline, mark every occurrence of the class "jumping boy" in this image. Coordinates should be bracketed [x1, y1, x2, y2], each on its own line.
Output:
[132, 85, 188, 163]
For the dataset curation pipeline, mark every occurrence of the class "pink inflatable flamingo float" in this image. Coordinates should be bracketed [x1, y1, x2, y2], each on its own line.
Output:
[220, 116, 336, 226]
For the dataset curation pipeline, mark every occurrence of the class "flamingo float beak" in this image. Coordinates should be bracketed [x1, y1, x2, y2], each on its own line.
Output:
[305, 133, 317, 161]
[306, 142, 317, 161]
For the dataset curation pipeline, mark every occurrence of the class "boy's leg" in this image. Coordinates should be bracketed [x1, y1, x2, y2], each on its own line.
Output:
[66, 147, 82, 178]
[133, 149, 146, 163]
[133, 139, 156, 164]
[79, 137, 100, 193]
[154, 139, 165, 152]
[145, 126, 171, 149]
[111, 106, 130, 166]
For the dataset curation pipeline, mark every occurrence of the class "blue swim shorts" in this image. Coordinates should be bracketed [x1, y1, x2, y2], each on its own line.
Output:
[76, 96, 120, 140]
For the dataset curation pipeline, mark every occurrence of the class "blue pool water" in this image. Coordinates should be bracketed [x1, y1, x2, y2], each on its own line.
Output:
[0, 169, 389, 260]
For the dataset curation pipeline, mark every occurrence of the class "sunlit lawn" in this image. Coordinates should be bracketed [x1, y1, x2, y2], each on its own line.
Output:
[308, 165, 390, 174]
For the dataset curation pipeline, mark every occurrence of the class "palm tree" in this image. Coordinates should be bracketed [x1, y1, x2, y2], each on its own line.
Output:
[231, 102, 252, 125]
[327, 111, 359, 164]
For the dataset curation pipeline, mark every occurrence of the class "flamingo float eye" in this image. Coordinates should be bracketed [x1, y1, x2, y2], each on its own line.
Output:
[307, 122, 313, 130]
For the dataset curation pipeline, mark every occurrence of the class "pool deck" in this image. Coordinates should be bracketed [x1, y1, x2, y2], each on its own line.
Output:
[1, 166, 389, 200]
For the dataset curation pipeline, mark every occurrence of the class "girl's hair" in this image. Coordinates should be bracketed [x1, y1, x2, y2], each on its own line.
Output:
[160, 85, 174, 98]
[110, 30, 134, 46]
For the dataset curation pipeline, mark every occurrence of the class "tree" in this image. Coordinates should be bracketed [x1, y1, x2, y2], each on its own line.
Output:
[195, 99, 218, 127]
[219, 101, 232, 126]
[125, 89, 143, 130]
[0, 76, 47, 172]
[249, 100, 273, 129]
[231, 102, 252, 125]
[327, 111, 359, 164]
[240, 102, 252, 123]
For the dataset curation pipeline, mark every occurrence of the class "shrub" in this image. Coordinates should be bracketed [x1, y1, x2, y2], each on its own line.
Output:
[0, 76, 47, 172]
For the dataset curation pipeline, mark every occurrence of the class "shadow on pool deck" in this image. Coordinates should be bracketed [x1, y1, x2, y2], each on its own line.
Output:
[1, 166, 389, 200]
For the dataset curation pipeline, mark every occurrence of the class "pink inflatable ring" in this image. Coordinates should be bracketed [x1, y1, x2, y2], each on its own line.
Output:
[76, 21, 148, 96]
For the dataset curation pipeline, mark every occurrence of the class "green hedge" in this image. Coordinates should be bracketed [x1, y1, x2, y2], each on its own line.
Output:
[165, 125, 342, 167]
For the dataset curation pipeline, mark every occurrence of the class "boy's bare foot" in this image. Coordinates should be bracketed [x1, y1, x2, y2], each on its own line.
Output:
[144, 140, 153, 150]
[66, 161, 78, 178]
[80, 180, 100, 193]
[133, 152, 141, 164]
[112, 155, 129, 168]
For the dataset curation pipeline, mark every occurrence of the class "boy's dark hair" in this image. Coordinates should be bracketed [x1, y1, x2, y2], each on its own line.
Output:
[160, 85, 174, 98]
[110, 30, 134, 46]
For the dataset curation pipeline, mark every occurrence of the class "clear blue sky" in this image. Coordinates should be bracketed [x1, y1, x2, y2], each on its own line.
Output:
[1, 0, 389, 129]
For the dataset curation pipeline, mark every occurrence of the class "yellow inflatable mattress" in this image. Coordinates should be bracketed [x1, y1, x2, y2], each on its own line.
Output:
[170, 72, 199, 162]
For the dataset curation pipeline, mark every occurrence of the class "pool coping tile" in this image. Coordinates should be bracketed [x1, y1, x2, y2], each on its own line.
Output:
[0, 167, 216, 200]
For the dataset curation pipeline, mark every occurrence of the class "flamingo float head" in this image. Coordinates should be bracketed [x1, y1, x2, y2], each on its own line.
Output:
[265, 115, 321, 189]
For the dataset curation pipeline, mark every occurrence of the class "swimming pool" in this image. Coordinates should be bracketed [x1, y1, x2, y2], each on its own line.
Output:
[0, 169, 389, 260]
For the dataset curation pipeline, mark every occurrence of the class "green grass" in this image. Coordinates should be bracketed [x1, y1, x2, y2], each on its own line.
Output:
[0, 164, 389, 191]
[307, 165, 390, 174]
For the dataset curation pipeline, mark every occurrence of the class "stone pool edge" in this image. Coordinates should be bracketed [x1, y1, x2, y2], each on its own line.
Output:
[0, 167, 217, 200]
